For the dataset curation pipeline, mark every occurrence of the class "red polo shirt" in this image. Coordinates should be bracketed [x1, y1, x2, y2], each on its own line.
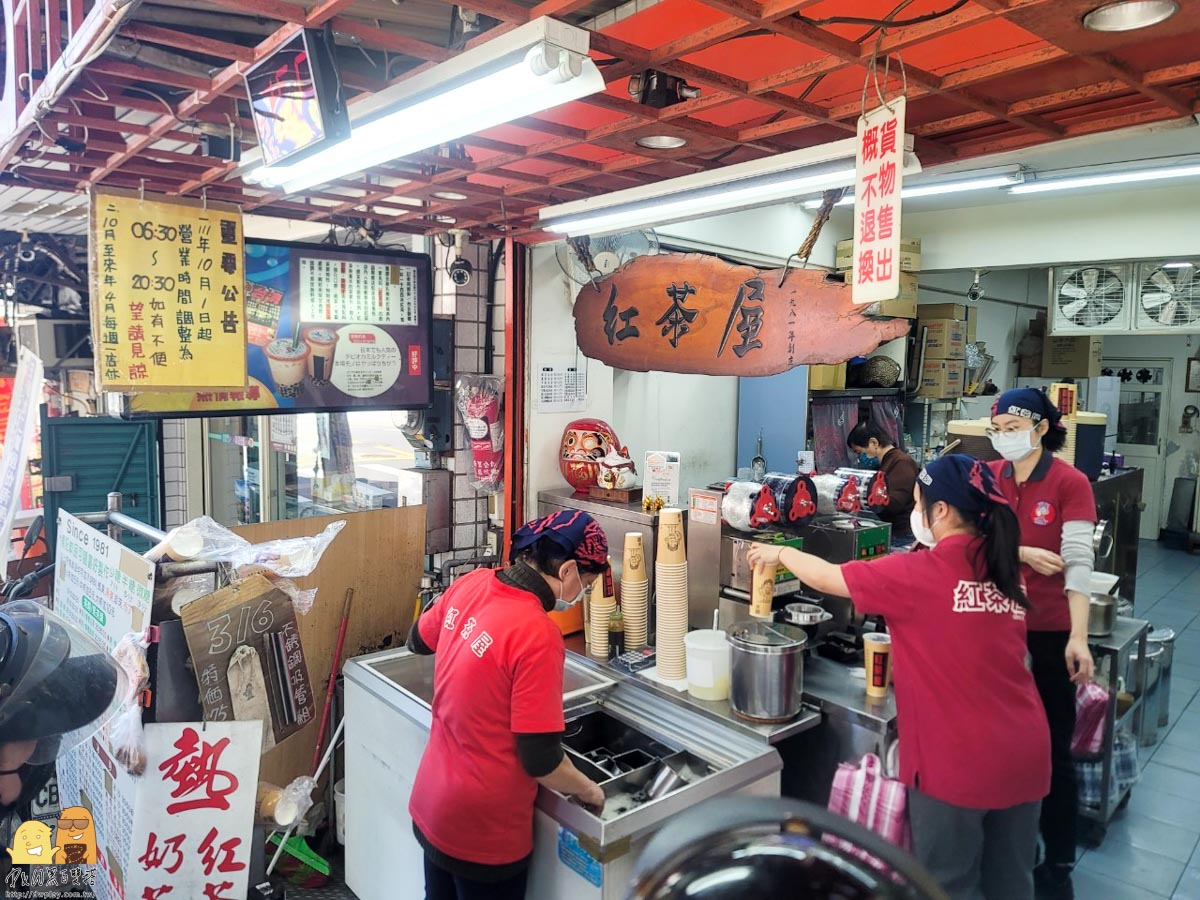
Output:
[409, 569, 566, 865]
[843, 535, 1051, 810]
[989, 454, 1096, 632]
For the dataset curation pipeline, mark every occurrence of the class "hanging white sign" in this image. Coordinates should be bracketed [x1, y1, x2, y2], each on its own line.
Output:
[852, 96, 906, 305]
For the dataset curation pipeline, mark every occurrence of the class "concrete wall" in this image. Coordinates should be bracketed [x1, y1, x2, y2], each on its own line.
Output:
[896, 183, 1200, 272]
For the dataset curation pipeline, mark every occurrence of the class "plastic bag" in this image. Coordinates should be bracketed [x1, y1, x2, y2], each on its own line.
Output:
[455, 375, 504, 494]
[1072, 681, 1109, 756]
[235, 565, 318, 616]
[145, 517, 344, 612]
[110, 631, 151, 775]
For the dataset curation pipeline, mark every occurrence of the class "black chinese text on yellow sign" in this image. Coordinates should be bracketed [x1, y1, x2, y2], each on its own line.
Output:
[89, 186, 248, 392]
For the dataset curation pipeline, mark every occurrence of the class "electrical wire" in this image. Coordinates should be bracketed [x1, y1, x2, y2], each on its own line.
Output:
[801, 0, 969, 27]
[121, 86, 181, 121]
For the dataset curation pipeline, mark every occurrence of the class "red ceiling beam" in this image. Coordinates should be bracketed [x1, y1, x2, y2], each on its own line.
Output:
[120, 22, 257, 63]
[328, 18, 455, 63]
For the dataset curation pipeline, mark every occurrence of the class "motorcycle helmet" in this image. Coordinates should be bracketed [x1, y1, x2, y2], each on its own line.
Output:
[0, 601, 126, 766]
[630, 797, 947, 900]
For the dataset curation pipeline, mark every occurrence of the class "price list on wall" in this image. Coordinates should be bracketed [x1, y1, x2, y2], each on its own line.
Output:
[299, 257, 419, 325]
[91, 186, 248, 391]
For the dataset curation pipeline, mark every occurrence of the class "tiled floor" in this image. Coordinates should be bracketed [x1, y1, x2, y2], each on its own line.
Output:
[1075, 540, 1200, 899]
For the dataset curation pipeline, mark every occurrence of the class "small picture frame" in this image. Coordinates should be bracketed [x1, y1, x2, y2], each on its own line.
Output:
[1188, 358, 1200, 393]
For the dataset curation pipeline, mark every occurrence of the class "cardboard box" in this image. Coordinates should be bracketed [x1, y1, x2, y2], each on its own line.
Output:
[835, 237, 922, 272]
[918, 318, 966, 359]
[919, 359, 966, 399]
[1042, 336, 1103, 379]
[918, 302, 966, 321]
[1018, 354, 1042, 377]
[841, 270, 918, 318]
[966, 306, 978, 343]
[809, 362, 847, 390]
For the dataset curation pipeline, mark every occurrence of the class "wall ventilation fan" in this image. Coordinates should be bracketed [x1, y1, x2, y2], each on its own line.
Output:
[556, 230, 660, 290]
[1136, 261, 1200, 330]
[1050, 264, 1132, 334]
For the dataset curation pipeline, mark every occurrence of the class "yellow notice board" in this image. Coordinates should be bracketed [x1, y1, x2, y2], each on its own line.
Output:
[90, 186, 248, 391]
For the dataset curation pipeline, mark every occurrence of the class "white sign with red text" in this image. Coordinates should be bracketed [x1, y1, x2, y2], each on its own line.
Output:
[852, 97, 906, 305]
[128, 721, 262, 900]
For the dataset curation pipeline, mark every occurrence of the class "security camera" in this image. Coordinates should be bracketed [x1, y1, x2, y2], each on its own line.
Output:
[449, 257, 473, 287]
[447, 228, 472, 287]
[966, 270, 985, 303]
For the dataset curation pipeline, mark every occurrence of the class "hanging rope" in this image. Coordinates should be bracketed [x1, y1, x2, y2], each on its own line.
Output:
[779, 187, 845, 288]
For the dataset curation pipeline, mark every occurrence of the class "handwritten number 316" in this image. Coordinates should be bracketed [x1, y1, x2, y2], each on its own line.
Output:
[206, 600, 276, 655]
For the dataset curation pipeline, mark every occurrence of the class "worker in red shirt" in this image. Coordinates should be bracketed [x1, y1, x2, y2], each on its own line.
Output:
[406, 510, 608, 899]
[988, 387, 1096, 900]
[750, 455, 1051, 900]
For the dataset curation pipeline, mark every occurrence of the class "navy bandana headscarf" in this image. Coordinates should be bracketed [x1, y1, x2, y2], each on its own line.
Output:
[992, 387, 1067, 432]
[510, 510, 609, 569]
[918, 454, 1010, 525]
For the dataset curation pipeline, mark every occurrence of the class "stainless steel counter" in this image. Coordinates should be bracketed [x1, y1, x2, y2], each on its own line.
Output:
[803, 656, 897, 730]
[564, 638, 822, 745]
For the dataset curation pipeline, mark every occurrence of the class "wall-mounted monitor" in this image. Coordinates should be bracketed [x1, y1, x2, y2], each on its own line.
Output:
[244, 29, 351, 167]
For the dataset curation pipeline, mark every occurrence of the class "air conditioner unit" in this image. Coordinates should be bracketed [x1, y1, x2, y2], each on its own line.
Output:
[16, 318, 93, 369]
[1049, 264, 1133, 335]
[1135, 260, 1200, 333]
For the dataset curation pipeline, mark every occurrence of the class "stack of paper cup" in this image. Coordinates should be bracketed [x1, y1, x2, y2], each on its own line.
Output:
[655, 509, 689, 680]
[589, 564, 616, 661]
[621, 533, 649, 649]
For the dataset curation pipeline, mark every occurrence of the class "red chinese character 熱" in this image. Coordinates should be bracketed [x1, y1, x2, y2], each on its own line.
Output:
[199, 828, 246, 877]
[158, 727, 239, 814]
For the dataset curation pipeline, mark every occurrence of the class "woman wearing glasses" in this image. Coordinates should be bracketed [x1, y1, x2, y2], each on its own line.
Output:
[988, 388, 1096, 900]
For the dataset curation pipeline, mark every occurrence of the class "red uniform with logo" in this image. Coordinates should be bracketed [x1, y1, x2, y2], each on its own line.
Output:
[842, 535, 1051, 809]
[409, 569, 565, 865]
[989, 455, 1096, 632]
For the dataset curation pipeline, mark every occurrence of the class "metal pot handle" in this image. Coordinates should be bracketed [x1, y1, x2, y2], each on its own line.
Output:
[1093, 520, 1114, 561]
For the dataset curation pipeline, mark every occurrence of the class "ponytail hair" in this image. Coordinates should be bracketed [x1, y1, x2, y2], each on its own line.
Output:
[974, 503, 1029, 607]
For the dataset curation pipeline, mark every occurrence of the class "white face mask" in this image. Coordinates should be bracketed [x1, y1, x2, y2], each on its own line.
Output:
[909, 508, 938, 548]
[553, 565, 588, 612]
[989, 427, 1038, 462]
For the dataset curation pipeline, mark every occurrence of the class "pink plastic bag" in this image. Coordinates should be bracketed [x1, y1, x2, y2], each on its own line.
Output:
[828, 752, 912, 851]
[1072, 681, 1110, 757]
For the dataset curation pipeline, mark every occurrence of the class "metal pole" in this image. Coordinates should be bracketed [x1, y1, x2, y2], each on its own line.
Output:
[106, 492, 122, 543]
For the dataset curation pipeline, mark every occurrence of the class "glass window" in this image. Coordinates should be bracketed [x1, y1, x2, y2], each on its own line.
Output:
[1116, 391, 1161, 445]
[207, 411, 416, 523]
[206, 416, 263, 526]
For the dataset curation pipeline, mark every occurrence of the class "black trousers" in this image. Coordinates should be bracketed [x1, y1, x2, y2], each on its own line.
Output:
[424, 854, 528, 900]
[1027, 630, 1077, 867]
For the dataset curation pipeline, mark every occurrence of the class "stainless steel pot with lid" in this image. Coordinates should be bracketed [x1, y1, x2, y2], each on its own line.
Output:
[726, 621, 807, 723]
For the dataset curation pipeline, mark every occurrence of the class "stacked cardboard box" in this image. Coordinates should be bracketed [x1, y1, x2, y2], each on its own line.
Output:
[835, 237, 922, 319]
[916, 300, 967, 399]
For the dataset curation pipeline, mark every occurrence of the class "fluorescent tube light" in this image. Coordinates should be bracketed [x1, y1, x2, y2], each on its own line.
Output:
[802, 168, 1023, 209]
[1008, 162, 1200, 194]
[539, 136, 921, 236]
[243, 18, 603, 195]
[1162, 262, 1195, 268]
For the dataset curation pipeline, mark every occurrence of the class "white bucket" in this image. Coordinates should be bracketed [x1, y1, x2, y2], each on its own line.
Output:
[334, 779, 346, 845]
[685, 630, 731, 701]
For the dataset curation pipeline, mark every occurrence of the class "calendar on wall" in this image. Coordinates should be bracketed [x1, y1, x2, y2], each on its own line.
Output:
[535, 362, 587, 413]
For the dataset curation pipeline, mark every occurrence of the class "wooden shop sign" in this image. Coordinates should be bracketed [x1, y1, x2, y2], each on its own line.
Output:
[573, 254, 909, 377]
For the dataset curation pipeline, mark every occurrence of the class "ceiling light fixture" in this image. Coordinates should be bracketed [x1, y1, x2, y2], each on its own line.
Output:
[1008, 161, 1200, 194]
[1162, 262, 1195, 268]
[1082, 1, 1179, 32]
[244, 18, 603, 195]
[431, 191, 469, 201]
[540, 136, 920, 236]
[636, 135, 688, 150]
[801, 167, 1024, 209]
